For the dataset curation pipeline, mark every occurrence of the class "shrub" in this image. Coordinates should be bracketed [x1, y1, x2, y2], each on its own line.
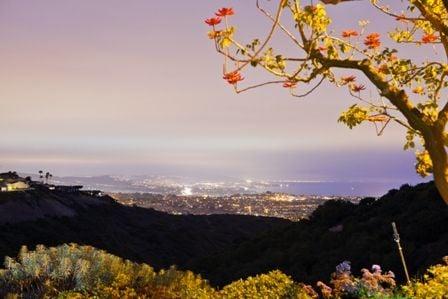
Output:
[317, 261, 400, 298]
[0, 244, 446, 298]
[0, 244, 214, 298]
[403, 256, 448, 299]
[219, 270, 315, 298]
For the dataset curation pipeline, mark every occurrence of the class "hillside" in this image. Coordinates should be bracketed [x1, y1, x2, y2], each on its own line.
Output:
[0, 188, 113, 224]
[0, 188, 289, 270]
[187, 182, 448, 286]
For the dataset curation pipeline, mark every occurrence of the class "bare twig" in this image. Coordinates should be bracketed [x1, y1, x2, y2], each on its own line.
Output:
[371, 1, 425, 22]
[291, 76, 326, 98]
[235, 80, 285, 94]
[233, 0, 285, 73]
[256, 0, 304, 48]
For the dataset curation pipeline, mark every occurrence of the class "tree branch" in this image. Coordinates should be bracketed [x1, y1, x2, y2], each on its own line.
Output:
[235, 80, 285, 94]
[413, 1, 448, 37]
[438, 100, 448, 126]
[371, 0, 425, 21]
[312, 52, 428, 132]
[442, 0, 448, 14]
[291, 76, 325, 98]
[234, 0, 285, 72]
[256, 0, 303, 48]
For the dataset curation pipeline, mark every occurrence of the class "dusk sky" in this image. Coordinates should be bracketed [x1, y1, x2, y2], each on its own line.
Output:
[0, 0, 429, 183]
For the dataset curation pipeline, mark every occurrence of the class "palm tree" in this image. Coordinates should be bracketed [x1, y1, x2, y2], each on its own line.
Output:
[45, 172, 53, 185]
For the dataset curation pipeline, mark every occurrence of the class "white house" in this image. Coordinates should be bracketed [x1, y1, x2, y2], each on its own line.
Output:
[0, 175, 30, 192]
[5, 181, 29, 191]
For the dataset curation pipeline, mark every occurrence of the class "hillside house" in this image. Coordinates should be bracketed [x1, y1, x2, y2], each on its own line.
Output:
[0, 181, 30, 192]
[0, 172, 30, 192]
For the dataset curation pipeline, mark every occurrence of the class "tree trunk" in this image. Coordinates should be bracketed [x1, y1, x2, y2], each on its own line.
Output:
[432, 160, 448, 205]
[426, 129, 448, 205]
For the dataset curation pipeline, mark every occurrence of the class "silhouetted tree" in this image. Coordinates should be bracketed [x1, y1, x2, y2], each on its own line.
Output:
[45, 172, 52, 185]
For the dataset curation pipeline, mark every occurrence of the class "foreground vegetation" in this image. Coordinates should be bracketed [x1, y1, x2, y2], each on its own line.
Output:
[0, 244, 446, 298]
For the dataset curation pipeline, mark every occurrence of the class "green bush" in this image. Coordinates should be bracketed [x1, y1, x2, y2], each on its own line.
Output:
[0, 244, 213, 298]
[219, 270, 313, 298]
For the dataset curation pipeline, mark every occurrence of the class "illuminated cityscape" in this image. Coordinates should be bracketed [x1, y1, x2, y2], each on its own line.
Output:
[111, 192, 361, 221]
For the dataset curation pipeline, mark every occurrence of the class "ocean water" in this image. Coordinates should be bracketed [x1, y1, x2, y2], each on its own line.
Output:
[267, 181, 412, 197]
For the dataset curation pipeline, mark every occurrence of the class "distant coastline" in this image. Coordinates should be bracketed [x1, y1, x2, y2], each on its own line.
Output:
[15, 172, 424, 197]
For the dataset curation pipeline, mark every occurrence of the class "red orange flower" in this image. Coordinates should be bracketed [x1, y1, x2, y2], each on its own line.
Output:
[342, 30, 359, 38]
[341, 75, 356, 84]
[205, 17, 222, 26]
[364, 33, 381, 49]
[283, 81, 297, 88]
[216, 7, 234, 17]
[223, 71, 244, 85]
[351, 84, 366, 92]
[422, 33, 438, 44]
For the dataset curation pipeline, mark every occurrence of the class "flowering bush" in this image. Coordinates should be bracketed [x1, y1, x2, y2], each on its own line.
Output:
[317, 261, 398, 298]
[219, 270, 315, 298]
[403, 256, 448, 299]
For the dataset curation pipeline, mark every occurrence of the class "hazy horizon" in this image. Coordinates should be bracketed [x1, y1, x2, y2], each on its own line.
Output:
[3, 146, 425, 185]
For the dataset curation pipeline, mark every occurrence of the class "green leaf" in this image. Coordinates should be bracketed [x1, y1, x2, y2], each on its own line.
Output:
[338, 104, 368, 129]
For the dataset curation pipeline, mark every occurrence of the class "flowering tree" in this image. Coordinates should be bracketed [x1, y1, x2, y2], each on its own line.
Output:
[205, 1, 448, 204]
